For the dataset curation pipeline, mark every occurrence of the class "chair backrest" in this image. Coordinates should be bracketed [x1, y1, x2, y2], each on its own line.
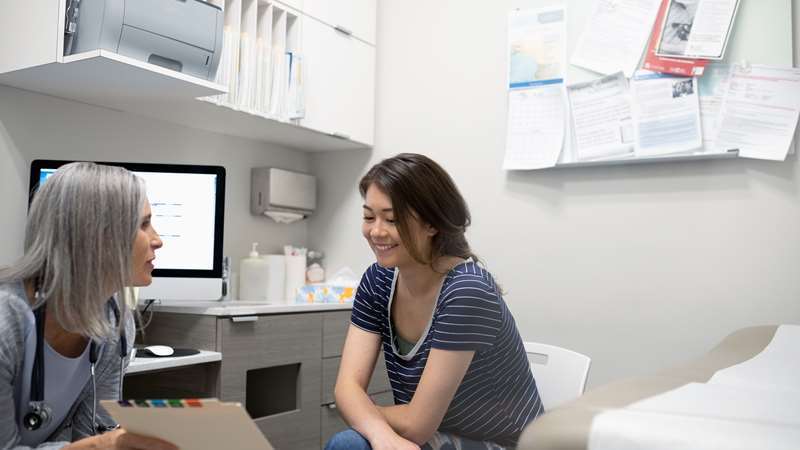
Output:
[524, 341, 591, 411]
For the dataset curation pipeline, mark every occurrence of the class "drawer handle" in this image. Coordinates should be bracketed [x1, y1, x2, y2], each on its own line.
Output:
[333, 25, 353, 36]
[231, 316, 259, 322]
[327, 403, 337, 410]
[329, 132, 350, 140]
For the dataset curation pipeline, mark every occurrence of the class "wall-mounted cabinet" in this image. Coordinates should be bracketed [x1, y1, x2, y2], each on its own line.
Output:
[0, 1, 226, 106]
[299, 13, 375, 146]
[0, 0, 376, 152]
[204, 0, 376, 148]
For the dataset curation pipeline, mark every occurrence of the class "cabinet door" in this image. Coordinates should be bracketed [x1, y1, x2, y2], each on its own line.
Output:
[274, 0, 376, 44]
[304, 0, 376, 44]
[300, 16, 375, 146]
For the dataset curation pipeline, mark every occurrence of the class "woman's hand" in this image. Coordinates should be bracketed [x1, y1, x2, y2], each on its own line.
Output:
[65, 428, 178, 450]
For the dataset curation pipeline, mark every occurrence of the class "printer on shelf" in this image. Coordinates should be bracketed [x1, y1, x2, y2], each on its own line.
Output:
[65, 0, 224, 81]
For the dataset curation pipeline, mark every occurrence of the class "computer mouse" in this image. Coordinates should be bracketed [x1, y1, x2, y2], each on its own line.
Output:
[145, 345, 175, 357]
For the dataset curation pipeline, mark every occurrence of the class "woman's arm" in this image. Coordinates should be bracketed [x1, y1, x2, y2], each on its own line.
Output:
[334, 325, 418, 450]
[377, 348, 474, 445]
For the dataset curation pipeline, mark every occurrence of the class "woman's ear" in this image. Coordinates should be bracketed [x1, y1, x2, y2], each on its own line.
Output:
[425, 224, 438, 237]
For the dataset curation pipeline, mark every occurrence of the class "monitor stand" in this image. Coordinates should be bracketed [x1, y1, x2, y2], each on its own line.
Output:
[138, 277, 223, 302]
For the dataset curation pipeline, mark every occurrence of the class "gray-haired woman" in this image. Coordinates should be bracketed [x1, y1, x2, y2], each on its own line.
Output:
[0, 162, 175, 449]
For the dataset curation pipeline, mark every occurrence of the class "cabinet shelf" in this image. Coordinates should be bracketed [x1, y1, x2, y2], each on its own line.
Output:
[0, 49, 370, 152]
[0, 50, 226, 107]
[144, 98, 372, 152]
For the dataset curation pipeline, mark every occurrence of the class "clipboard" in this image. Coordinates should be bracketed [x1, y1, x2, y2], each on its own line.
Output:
[101, 399, 274, 450]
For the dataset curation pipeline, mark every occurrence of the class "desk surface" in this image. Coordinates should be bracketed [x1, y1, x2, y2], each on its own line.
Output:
[126, 349, 222, 375]
[517, 325, 780, 450]
[149, 300, 353, 316]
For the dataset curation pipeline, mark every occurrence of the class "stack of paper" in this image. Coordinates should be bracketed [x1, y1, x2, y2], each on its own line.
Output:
[237, 32, 257, 110]
[254, 38, 273, 114]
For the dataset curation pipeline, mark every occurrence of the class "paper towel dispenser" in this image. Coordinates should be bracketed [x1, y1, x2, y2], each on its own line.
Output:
[251, 168, 316, 222]
[66, 0, 224, 80]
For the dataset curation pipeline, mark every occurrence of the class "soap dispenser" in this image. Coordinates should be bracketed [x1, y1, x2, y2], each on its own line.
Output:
[239, 243, 269, 301]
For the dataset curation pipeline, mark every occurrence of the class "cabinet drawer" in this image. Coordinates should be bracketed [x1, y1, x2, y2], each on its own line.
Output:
[221, 313, 322, 366]
[320, 392, 394, 446]
[255, 401, 321, 450]
[142, 313, 217, 350]
[219, 313, 322, 403]
[322, 355, 390, 405]
[322, 310, 351, 358]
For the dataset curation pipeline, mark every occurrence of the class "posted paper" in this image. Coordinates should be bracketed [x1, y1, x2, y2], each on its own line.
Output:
[656, 0, 741, 60]
[504, 6, 567, 170]
[571, 0, 662, 77]
[631, 71, 702, 157]
[567, 72, 635, 161]
[697, 63, 731, 152]
[642, 0, 708, 76]
[714, 64, 800, 161]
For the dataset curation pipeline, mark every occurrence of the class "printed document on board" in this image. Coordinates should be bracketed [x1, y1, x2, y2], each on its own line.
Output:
[630, 71, 702, 157]
[566, 72, 635, 161]
[714, 64, 800, 161]
[656, 0, 741, 60]
[697, 63, 732, 152]
[570, 0, 662, 77]
[504, 6, 567, 170]
[642, 0, 708, 77]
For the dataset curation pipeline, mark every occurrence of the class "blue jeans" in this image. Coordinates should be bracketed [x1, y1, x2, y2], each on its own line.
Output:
[324, 428, 371, 450]
[324, 428, 508, 450]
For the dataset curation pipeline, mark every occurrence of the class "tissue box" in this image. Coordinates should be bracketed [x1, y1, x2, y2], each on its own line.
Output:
[295, 284, 355, 304]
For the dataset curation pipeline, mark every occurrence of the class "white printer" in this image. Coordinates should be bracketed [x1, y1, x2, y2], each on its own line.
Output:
[65, 0, 224, 80]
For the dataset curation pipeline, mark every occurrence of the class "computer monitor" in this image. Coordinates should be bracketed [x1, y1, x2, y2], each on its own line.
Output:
[29, 160, 226, 301]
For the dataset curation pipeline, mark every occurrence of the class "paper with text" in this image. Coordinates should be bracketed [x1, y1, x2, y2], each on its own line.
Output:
[567, 72, 635, 161]
[656, 0, 740, 60]
[571, 0, 662, 77]
[504, 6, 567, 170]
[715, 64, 800, 161]
[697, 63, 731, 152]
[631, 71, 702, 157]
[504, 85, 567, 170]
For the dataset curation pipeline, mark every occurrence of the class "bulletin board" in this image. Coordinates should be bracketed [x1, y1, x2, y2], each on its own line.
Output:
[509, 0, 795, 168]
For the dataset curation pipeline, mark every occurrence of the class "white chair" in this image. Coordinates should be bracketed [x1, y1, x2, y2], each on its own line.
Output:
[523, 341, 591, 411]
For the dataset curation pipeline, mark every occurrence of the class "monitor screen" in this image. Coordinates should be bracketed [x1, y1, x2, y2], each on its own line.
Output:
[30, 160, 226, 300]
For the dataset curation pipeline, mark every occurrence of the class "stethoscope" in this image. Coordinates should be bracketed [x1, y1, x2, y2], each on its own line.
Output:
[23, 290, 127, 435]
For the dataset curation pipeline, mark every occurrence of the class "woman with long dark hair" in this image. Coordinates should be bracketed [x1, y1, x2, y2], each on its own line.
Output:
[326, 154, 543, 450]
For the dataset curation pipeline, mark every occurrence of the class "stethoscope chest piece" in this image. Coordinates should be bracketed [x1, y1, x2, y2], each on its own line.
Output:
[23, 401, 52, 431]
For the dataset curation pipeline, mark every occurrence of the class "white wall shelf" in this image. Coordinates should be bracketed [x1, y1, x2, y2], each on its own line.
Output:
[553, 150, 741, 169]
[0, 50, 226, 109]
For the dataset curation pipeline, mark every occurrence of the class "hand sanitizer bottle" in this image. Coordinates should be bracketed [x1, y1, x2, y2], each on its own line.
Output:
[239, 243, 269, 301]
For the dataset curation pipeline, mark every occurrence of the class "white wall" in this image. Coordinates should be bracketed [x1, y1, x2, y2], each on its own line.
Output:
[309, 0, 800, 387]
[0, 85, 310, 287]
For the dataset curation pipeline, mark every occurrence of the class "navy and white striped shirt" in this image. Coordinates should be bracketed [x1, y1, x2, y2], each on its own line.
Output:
[351, 261, 544, 446]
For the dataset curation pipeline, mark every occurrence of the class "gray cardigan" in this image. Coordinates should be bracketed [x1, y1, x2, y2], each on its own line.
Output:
[0, 281, 135, 450]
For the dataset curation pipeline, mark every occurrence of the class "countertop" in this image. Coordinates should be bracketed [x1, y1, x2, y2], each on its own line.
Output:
[146, 300, 353, 316]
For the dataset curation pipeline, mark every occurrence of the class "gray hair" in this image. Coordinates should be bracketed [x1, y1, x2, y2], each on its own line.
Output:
[0, 162, 145, 340]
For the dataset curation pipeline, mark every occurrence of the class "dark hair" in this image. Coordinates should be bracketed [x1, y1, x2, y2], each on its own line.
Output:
[359, 153, 478, 269]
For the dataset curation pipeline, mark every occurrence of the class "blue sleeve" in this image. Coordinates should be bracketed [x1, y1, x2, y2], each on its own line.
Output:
[350, 265, 383, 335]
[431, 274, 502, 352]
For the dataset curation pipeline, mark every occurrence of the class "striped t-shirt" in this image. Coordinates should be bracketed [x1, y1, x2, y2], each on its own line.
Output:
[351, 261, 544, 446]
